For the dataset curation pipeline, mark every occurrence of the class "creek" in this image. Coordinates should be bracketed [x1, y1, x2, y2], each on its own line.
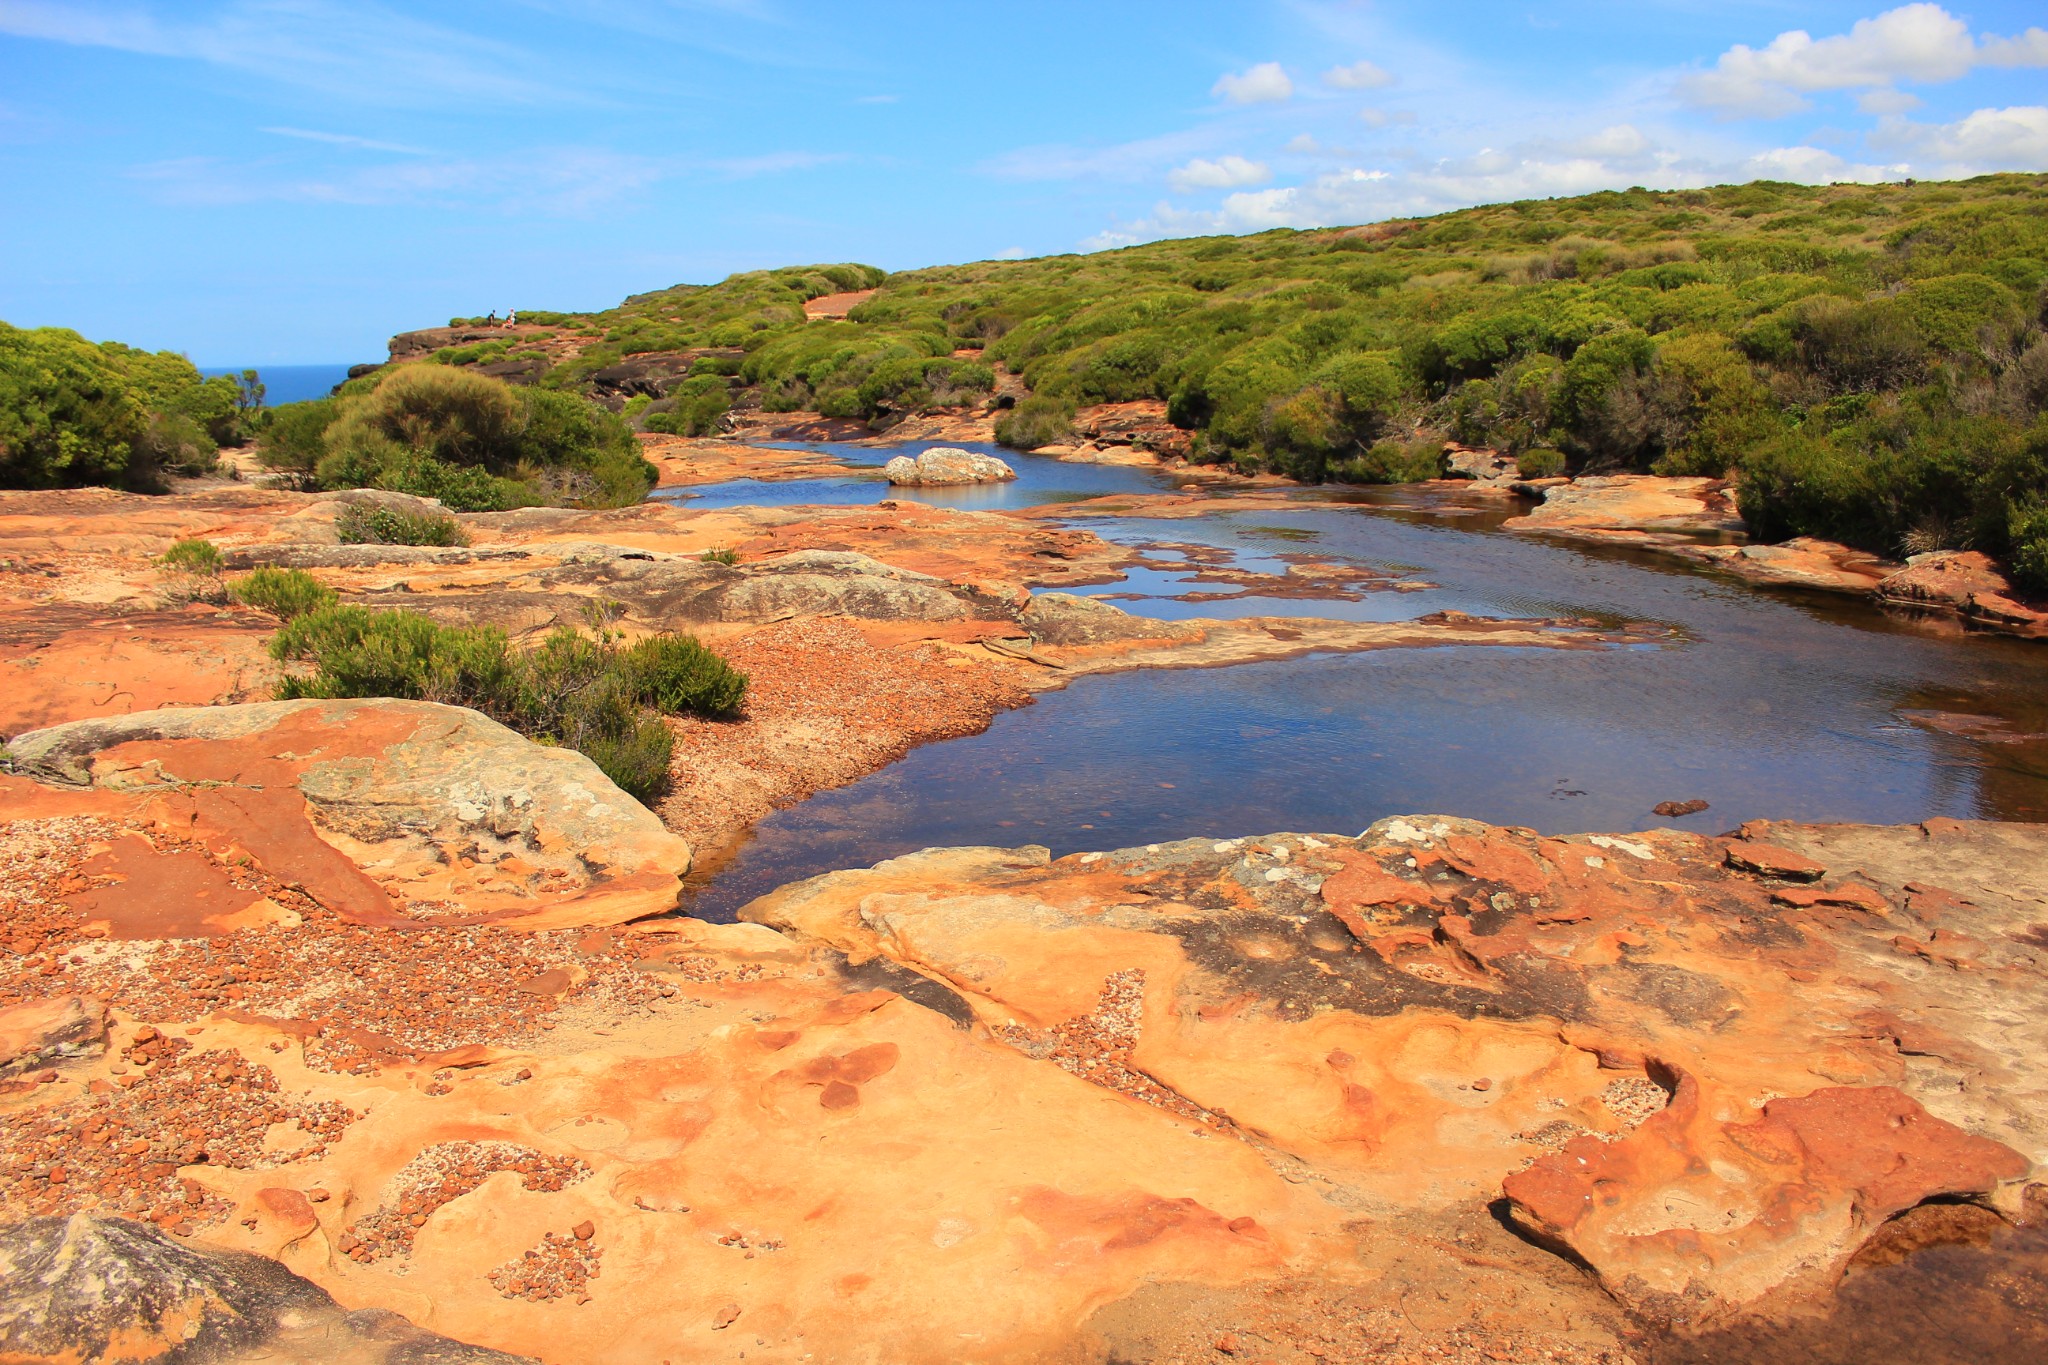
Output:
[655, 443, 2048, 920]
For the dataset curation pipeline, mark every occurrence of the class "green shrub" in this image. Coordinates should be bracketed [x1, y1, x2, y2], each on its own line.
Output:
[157, 538, 224, 574]
[701, 547, 739, 565]
[229, 567, 338, 621]
[1517, 446, 1566, 478]
[620, 633, 748, 718]
[994, 394, 1076, 449]
[2009, 499, 2048, 596]
[334, 503, 470, 547]
[1332, 438, 1440, 484]
[268, 605, 746, 801]
[257, 399, 338, 478]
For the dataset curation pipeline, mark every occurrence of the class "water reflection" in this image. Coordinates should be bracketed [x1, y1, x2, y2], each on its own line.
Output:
[658, 445, 2048, 919]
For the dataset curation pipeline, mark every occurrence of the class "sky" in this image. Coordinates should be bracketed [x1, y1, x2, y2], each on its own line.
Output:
[1, 1, 2044, 365]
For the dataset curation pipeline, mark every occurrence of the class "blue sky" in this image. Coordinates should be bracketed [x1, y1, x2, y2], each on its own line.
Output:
[2, 1, 2044, 365]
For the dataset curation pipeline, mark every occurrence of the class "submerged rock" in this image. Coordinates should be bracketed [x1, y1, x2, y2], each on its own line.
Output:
[882, 447, 1016, 486]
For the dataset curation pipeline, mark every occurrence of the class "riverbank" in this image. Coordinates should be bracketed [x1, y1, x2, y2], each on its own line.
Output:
[5, 442, 2048, 1365]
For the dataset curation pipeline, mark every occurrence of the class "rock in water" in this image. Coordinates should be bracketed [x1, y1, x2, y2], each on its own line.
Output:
[0, 1214, 534, 1363]
[883, 447, 1016, 486]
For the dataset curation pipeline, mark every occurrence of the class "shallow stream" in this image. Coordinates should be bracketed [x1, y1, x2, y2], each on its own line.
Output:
[662, 443, 2048, 920]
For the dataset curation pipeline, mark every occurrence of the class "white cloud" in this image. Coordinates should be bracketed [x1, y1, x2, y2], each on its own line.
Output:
[1168, 155, 1271, 192]
[1358, 108, 1418, 129]
[1212, 61, 1293, 105]
[1872, 105, 2048, 174]
[855, 94, 899, 105]
[993, 246, 1028, 260]
[1323, 59, 1392, 90]
[1681, 4, 2048, 119]
[1286, 133, 1321, 154]
[262, 126, 430, 155]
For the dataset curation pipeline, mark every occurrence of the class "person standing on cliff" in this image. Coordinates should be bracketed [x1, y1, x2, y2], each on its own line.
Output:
[506, 309, 518, 328]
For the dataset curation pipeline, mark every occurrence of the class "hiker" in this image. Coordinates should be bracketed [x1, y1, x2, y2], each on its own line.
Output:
[506, 309, 518, 327]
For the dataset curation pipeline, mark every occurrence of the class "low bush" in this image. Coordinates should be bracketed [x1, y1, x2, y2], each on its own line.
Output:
[157, 538, 223, 574]
[1331, 438, 1440, 484]
[1517, 446, 1566, 478]
[334, 503, 470, 547]
[2010, 499, 2048, 596]
[620, 633, 748, 718]
[268, 604, 747, 801]
[229, 567, 338, 621]
[700, 547, 738, 565]
[994, 394, 1075, 449]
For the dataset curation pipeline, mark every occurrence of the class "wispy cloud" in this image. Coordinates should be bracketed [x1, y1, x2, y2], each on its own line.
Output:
[129, 145, 668, 213]
[705, 150, 849, 178]
[261, 126, 431, 156]
[1322, 60, 1392, 90]
[854, 94, 899, 105]
[0, 0, 568, 106]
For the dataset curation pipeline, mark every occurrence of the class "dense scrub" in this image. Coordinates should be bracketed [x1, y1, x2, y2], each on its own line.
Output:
[256, 364, 655, 511]
[268, 603, 747, 801]
[479, 174, 2048, 577]
[0, 323, 257, 488]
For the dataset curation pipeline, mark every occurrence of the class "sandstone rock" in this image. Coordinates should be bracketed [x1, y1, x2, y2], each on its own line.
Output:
[1018, 592, 1202, 647]
[1503, 1083, 2028, 1322]
[1508, 475, 1743, 537]
[0, 997, 109, 1077]
[1653, 799, 1710, 818]
[0, 1214, 534, 1364]
[1441, 443, 1515, 481]
[1878, 550, 2048, 639]
[5, 699, 690, 931]
[1724, 840, 1826, 881]
[747, 815, 2048, 1322]
[882, 447, 1016, 486]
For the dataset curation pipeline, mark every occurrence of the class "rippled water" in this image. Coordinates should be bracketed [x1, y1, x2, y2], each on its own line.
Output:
[671, 443, 2048, 920]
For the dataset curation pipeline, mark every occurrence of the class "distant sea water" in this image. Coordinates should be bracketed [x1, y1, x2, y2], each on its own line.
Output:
[202, 363, 359, 406]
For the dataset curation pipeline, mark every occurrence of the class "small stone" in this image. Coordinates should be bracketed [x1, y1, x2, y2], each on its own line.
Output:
[572, 1220, 594, 1241]
[712, 1303, 742, 1330]
[1652, 799, 1710, 818]
[1724, 840, 1825, 882]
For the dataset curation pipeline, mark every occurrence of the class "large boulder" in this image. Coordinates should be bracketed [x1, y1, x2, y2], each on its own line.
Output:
[882, 447, 1016, 486]
[0, 1214, 533, 1364]
[4, 700, 691, 932]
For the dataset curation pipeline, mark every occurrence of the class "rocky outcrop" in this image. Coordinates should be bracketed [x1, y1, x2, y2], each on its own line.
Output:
[5, 700, 691, 931]
[1877, 550, 2048, 639]
[0, 1214, 533, 1364]
[1508, 474, 1745, 539]
[1441, 443, 1516, 481]
[883, 447, 1016, 486]
[746, 813, 2046, 1326]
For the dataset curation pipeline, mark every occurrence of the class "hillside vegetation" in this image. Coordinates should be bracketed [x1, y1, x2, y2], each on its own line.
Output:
[462, 174, 2048, 588]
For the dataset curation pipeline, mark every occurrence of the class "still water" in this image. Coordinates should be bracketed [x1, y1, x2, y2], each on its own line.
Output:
[658, 444, 2048, 919]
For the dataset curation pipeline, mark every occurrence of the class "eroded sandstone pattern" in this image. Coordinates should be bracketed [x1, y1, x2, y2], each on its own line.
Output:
[3, 700, 2043, 1364]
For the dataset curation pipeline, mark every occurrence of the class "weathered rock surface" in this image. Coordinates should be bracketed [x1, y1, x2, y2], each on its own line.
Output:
[746, 813, 2047, 1326]
[1441, 443, 1517, 482]
[1508, 475, 1745, 540]
[3, 792, 2042, 1359]
[882, 447, 1016, 486]
[5, 700, 690, 931]
[0, 1214, 533, 1364]
[0, 995, 109, 1077]
[1878, 550, 2048, 639]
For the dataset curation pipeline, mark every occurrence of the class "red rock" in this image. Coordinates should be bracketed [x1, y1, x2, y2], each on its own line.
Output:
[1771, 883, 1889, 914]
[1724, 840, 1825, 881]
[1653, 799, 1710, 818]
[712, 1303, 741, 1330]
